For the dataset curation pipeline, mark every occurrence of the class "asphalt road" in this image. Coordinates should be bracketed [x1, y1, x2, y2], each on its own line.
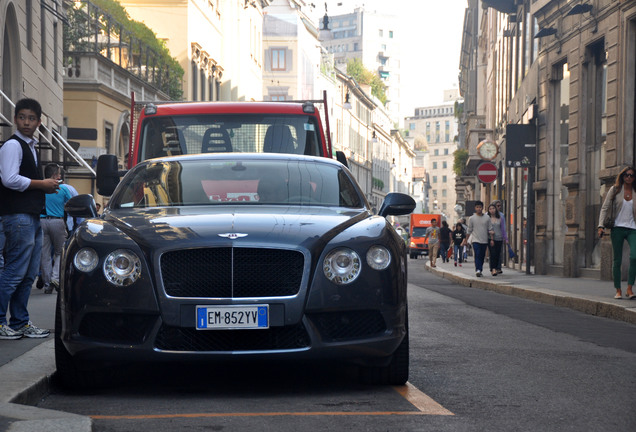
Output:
[37, 265, 636, 431]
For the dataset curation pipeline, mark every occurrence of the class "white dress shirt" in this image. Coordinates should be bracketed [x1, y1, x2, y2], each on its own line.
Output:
[0, 131, 38, 192]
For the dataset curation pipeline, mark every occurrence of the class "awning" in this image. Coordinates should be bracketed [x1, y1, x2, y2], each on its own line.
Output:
[482, 0, 517, 14]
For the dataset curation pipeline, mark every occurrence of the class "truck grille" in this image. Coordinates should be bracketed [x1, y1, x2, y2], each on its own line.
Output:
[161, 247, 304, 298]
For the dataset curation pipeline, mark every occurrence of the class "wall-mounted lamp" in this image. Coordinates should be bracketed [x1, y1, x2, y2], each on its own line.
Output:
[534, 27, 557, 38]
[566, 4, 593, 16]
[343, 92, 352, 110]
[318, 2, 332, 41]
[371, 131, 378, 143]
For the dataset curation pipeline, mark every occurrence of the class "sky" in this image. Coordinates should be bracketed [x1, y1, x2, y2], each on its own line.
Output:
[320, 0, 467, 118]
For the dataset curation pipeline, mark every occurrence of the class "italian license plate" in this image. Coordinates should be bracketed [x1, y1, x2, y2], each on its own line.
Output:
[196, 305, 269, 330]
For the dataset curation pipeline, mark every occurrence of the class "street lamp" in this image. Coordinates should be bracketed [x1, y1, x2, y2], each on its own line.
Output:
[343, 91, 352, 110]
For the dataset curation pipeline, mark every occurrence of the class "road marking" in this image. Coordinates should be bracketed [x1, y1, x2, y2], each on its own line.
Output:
[90, 382, 453, 420]
[393, 382, 454, 416]
[92, 411, 428, 419]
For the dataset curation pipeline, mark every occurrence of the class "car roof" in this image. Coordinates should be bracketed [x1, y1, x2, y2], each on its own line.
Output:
[141, 152, 344, 167]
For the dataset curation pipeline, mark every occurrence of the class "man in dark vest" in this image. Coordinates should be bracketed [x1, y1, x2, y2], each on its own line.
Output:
[0, 98, 60, 339]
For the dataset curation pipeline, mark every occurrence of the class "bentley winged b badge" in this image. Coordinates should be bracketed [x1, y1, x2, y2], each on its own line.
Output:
[218, 233, 248, 239]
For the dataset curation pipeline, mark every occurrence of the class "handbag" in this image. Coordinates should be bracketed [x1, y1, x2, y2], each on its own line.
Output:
[507, 244, 516, 259]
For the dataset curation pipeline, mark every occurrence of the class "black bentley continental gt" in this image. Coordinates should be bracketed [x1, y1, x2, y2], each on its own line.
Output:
[56, 153, 415, 388]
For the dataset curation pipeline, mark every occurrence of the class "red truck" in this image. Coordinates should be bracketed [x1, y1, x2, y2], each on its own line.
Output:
[408, 213, 443, 259]
[97, 93, 345, 195]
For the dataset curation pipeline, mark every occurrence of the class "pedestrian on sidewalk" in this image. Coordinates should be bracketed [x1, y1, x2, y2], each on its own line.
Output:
[598, 166, 636, 300]
[492, 200, 509, 273]
[40, 164, 72, 294]
[452, 222, 466, 266]
[439, 220, 452, 263]
[462, 201, 494, 277]
[425, 218, 441, 268]
[0, 98, 59, 340]
[487, 203, 506, 276]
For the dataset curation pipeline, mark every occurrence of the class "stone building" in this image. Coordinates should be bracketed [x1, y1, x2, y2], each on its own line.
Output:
[0, 0, 66, 168]
[460, 0, 636, 278]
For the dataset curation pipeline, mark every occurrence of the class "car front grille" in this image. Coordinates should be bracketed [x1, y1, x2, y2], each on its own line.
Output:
[161, 247, 304, 298]
[154, 323, 310, 351]
[307, 310, 387, 342]
[78, 313, 157, 344]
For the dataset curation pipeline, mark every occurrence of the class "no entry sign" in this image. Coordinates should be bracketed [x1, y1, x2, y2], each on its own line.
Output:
[477, 162, 498, 184]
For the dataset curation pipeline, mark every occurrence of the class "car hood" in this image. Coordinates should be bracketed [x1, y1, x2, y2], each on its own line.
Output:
[101, 206, 370, 251]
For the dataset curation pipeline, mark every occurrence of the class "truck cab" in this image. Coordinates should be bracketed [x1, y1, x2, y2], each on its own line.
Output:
[98, 99, 346, 196]
[129, 101, 333, 168]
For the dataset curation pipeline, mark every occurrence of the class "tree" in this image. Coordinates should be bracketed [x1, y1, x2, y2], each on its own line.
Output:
[453, 148, 469, 176]
[346, 58, 387, 105]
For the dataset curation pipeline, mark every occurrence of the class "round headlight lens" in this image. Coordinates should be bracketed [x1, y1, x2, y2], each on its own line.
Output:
[323, 248, 361, 285]
[73, 247, 99, 272]
[103, 249, 141, 286]
[367, 246, 391, 270]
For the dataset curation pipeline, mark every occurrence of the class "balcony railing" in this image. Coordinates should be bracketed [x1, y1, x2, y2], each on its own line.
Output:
[63, 0, 183, 99]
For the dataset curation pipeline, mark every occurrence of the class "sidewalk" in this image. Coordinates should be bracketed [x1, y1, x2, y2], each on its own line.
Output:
[425, 258, 636, 325]
[0, 287, 92, 432]
[1, 265, 636, 431]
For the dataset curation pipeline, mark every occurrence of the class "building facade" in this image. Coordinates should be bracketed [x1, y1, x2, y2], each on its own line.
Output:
[320, 7, 401, 118]
[262, 0, 322, 101]
[1, 0, 64, 165]
[405, 91, 460, 222]
[460, 0, 636, 278]
[120, 0, 269, 102]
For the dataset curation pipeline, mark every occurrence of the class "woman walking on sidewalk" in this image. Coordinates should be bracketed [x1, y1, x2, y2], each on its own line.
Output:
[598, 166, 636, 300]
[487, 204, 506, 276]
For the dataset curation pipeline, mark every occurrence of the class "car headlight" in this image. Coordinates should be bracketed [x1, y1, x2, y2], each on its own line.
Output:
[73, 247, 99, 272]
[323, 248, 361, 285]
[103, 249, 142, 286]
[367, 245, 391, 270]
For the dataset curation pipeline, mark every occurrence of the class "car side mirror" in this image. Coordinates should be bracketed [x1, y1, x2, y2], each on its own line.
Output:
[378, 193, 416, 218]
[65, 194, 98, 218]
[96, 154, 121, 196]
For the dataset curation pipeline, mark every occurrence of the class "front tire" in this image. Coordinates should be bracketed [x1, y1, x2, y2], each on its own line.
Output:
[360, 312, 409, 385]
[54, 295, 112, 390]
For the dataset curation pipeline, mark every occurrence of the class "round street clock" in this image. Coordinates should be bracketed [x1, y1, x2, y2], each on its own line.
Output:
[477, 140, 499, 160]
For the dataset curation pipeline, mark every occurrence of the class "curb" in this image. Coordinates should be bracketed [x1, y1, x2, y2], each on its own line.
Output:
[428, 266, 636, 325]
[0, 340, 92, 432]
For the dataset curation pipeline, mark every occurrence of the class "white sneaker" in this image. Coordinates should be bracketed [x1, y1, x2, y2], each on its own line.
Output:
[0, 324, 23, 340]
[15, 321, 50, 338]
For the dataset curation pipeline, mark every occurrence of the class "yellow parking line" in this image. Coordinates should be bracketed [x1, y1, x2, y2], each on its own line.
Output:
[91, 382, 453, 420]
[393, 382, 454, 416]
[92, 411, 427, 420]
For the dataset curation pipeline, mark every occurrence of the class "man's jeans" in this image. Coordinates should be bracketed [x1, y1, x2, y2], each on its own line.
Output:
[0, 214, 42, 329]
[0, 216, 4, 272]
[472, 242, 488, 272]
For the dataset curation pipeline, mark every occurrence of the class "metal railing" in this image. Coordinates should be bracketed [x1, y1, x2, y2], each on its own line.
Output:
[0, 89, 96, 177]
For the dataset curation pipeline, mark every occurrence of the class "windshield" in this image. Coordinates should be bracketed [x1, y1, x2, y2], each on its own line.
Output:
[412, 227, 428, 237]
[139, 114, 322, 160]
[111, 159, 364, 209]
